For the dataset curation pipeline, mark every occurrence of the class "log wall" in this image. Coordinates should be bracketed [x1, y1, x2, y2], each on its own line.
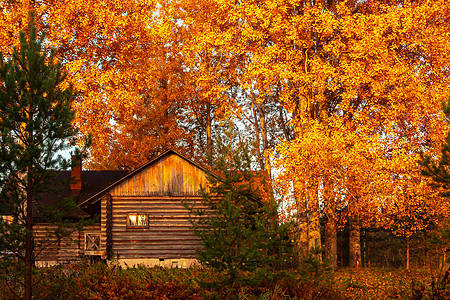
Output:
[101, 196, 205, 260]
[98, 152, 210, 260]
[35, 223, 101, 264]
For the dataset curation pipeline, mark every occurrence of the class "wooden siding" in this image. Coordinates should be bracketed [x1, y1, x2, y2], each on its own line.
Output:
[102, 196, 206, 259]
[34, 224, 59, 262]
[101, 195, 107, 256]
[35, 223, 101, 263]
[111, 153, 209, 197]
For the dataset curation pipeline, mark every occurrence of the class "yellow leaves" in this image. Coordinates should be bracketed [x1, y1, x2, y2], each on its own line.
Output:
[1, 0, 448, 231]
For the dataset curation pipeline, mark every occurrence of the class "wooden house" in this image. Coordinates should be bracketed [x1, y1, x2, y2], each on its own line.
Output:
[34, 150, 210, 268]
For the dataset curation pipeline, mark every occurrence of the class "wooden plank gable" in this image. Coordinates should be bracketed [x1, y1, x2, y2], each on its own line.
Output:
[110, 153, 209, 197]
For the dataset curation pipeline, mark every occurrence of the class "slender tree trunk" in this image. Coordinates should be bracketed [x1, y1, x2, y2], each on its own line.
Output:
[443, 249, 449, 272]
[292, 104, 309, 258]
[296, 210, 322, 259]
[25, 176, 33, 300]
[25, 105, 34, 300]
[325, 213, 337, 268]
[349, 217, 361, 268]
[323, 174, 337, 268]
[308, 183, 321, 260]
[257, 102, 272, 178]
[206, 101, 212, 160]
[251, 97, 264, 171]
[297, 197, 309, 257]
[278, 103, 291, 141]
[406, 235, 410, 270]
[436, 245, 439, 270]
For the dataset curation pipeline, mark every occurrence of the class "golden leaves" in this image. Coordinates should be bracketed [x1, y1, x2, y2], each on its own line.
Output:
[1, 0, 449, 229]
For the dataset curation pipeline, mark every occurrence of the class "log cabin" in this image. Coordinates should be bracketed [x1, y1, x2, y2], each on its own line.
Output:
[34, 150, 210, 268]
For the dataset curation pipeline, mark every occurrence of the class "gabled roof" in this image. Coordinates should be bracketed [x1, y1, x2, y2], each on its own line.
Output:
[78, 149, 212, 208]
[35, 170, 129, 219]
[0, 169, 129, 219]
[2, 150, 271, 219]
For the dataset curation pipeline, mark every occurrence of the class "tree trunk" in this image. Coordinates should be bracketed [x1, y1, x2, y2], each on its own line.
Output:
[278, 102, 292, 141]
[206, 100, 212, 160]
[297, 198, 309, 257]
[406, 235, 410, 270]
[257, 102, 272, 178]
[25, 105, 34, 300]
[325, 214, 337, 269]
[251, 97, 264, 171]
[295, 173, 321, 259]
[349, 217, 361, 268]
[25, 180, 33, 300]
[424, 231, 429, 269]
[323, 174, 337, 268]
[308, 198, 321, 253]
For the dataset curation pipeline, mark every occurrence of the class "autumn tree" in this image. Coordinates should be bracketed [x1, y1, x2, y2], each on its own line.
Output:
[0, 16, 78, 299]
[265, 0, 449, 266]
[0, 0, 201, 169]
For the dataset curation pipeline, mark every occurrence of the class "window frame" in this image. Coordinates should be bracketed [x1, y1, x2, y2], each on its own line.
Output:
[84, 233, 101, 251]
[126, 213, 149, 229]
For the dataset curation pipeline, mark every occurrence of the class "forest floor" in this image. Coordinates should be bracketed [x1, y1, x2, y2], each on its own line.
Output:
[0, 262, 448, 299]
[333, 267, 441, 299]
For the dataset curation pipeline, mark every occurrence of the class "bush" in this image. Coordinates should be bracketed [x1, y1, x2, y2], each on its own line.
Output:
[0, 263, 344, 300]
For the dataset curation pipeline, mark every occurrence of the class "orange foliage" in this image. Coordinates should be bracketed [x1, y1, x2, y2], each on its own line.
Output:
[270, 0, 450, 235]
[1, 0, 449, 239]
[1, 0, 203, 169]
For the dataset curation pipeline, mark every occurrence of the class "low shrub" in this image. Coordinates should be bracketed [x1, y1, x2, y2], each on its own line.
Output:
[32, 263, 203, 300]
[9, 262, 444, 299]
[5, 263, 342, 300]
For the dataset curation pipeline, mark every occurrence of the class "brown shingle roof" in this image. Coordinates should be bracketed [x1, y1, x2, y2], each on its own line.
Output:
[33, 170, 129, 219]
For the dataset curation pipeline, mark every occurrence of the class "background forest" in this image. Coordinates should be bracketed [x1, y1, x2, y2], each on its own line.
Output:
[0, 0, 449, 276]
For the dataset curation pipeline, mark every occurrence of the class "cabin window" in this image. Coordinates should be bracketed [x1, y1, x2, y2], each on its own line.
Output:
[85, 233, 101, 251]
[127, 214, 148, 228]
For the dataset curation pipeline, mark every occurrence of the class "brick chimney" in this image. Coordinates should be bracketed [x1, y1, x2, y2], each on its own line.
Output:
[70, 156, 82, 196]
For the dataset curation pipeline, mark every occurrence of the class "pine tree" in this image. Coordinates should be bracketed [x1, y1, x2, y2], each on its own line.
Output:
[186, 123, 295, 285]
[420, 98, 450, 196]
[0, 14, 78, 300]
[419, 98, 450, 273]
